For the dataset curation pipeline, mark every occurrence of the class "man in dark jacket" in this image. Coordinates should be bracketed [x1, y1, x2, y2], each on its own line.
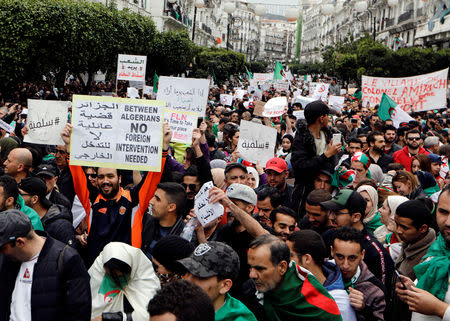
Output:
[291, 101, 342, 216]
[18, 177, 76, 247]
[34, 163, 72, 211]
[0, 209, 91, 321]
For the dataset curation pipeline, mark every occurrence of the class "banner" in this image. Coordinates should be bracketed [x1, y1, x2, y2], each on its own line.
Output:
[70, 95, 164, 171]
[328, 95, 345, 111]
[253, 73, 273, 82]
[238, 120, 277, 166]
[220, 94, 233, 106]
[361, 68, 448, 112]
[156, 76, 209, 116]
[24, 100, 69, 145]
[117, 54, 147, 82]
[274, 80, 290, 92]
[263, 97, 287, 117]
[164, 109, 197, 144]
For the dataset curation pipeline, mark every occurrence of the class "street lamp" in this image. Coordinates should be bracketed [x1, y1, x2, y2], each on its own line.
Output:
[224, 2, 236, 50]
[192, 0, 205, 41]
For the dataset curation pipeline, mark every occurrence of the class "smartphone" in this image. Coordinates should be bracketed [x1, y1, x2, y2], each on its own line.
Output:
[395, 270, 407, 289]
[332, 133, 341, 145]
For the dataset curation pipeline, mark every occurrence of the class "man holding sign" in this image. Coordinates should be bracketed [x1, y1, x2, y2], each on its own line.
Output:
[61, 123, 169, 266]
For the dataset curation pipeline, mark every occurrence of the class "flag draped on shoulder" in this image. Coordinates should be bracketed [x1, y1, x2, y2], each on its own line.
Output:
[273, 61, 285, 80]
[263, 262, 342, 321]
[378, 93, 413, 128]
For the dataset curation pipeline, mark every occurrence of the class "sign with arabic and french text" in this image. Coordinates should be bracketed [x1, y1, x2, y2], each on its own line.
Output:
[194, 181, 224, 226]
[156, 76, 209, 116]
[117, 54, 147, 82]
[70, 95, 164, 172]
[164, 109, 198, 144]
[237, 120, 277, 166]
[24, 100, 70, 145]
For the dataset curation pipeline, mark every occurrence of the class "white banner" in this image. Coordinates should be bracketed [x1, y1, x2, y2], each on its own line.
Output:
[361, 68, 448, 112]
[237, 120, 277, 165]
[117, 54, 147, 82]
[263, 97, 287, 117]
[24, 100, 69, 145]
[157, 76, 209, 116]
[164, 109, 197, 144]
[274, 80, 290, 92]
[70, 95, 164, 172]
[220, 94, 233, 106]
[253, 73, 273, 82]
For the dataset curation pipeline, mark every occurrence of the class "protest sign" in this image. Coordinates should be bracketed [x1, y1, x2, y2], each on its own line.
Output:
[293, 110, 305, 119]
[253, 89, 263, 100]
[194, 181, 224, 226]
[220, 94, 233, 106]
[143, 86, 153, 95]
[361, 68, 448, 112]
[263, 97, 287, 117]
[164, 109, 197, 144]
[157, 76, 209, 116]
[274, 80, 290, 92]
[235, 89, 247, 100]
[0, 119, 13, 133]
[70, 95, 164, 172]
[24, 100, 69, 145]
[328, 95, 345, 111]
[253, 101, 266, 116]
[340, 89, 347, 95]
[348, 88, 357, 95]
[294, 96, 315, 108]
[117, 54, 147, 82]
[127, 87, 139, 99]
[312, 83, 329, 101]
[253, 73, 273, 82]
[306, 75, 312, 83]
[238, 120, 277, 165]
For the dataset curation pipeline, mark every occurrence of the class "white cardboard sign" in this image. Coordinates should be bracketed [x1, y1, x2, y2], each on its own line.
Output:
[117, 54, 147, 82]
[237, 120, 277, 165]
[194, 181, 224, 226]
[220, 94, 233, 106]
[262, 97, 287, 117]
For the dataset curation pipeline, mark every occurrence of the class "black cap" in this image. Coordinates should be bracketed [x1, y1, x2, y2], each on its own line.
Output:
[321, 189, 366, 215]
[224, 162, 248, 176]
[18, 177, 52, 208]
[151, 235, 195, 275]
[34, 164, 60, 178]
[0, 209, 32, 247]
[178, 242, 240, 281]
[304, 100, 330, 124]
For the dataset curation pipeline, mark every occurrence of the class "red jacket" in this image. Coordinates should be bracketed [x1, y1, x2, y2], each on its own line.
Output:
[393, 146, 430, 172]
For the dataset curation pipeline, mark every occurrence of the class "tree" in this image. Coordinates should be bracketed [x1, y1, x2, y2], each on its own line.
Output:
[246, 61, 269, 73]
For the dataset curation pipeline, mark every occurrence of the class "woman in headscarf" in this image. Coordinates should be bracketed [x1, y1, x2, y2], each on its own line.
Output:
[375, 195, 409, 262]
[89, 242, 160, 321]
[356, 185, 382, 234]
[246, 166, 260, 189]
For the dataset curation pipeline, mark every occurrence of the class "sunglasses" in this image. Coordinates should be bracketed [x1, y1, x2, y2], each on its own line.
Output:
[407, 137, 421, 141]
[181, 183, 198, 191]
[86, 173, 97, 179]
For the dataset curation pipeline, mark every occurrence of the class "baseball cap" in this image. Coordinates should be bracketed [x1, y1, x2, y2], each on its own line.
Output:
[265, 157, 288, 173]
[321, 189, 366, 215]
[226, 183, 257, 205]
[427, 153, 443, 164]
[0, 209, 32, 247]
[224, 162, 248, 175]
[18, 177, 52, 208]
[34, 164, 60, 178]
[304, 100, 331, 124]
[178, 241, 240, 280]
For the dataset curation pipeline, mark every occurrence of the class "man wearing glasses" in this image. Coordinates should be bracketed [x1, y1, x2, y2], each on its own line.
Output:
[53, 145, 76, 203]
[393, 129, 430, 172]
[320, 189, 394, 294]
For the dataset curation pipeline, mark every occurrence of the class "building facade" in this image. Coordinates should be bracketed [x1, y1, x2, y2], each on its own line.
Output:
[259, 17, 297, 63]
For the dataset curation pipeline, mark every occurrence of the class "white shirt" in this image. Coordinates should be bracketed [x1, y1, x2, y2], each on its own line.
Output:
[315, 130, 327, 156]
[10, 253, 40, 321]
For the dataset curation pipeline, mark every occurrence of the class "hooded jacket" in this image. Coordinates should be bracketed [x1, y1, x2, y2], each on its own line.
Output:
[393, 146, 430, 172]
[16, 194, 44, 232]
[41, 204, 76, 247]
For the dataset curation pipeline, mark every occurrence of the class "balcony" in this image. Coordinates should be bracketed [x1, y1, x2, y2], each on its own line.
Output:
[398, 10, 413, 24]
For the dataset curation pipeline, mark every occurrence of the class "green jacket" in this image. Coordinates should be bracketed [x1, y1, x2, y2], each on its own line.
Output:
[16, 194, 44, 231]
[215, 293, 257, 321]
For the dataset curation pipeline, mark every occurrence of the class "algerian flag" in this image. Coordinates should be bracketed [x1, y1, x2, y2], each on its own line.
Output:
[273, 61, 285, 80]
[153, 72, 159, 93]
[350, 89, 362, 103]
[245, 67, 253, 79]
[378, 93, 413, 128]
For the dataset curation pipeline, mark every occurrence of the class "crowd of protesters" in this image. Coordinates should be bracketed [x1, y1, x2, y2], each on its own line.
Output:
[0, 75, 449, 321]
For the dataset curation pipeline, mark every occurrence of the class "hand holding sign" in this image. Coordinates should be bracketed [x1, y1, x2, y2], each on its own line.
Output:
[194, 182, 225, 226]
[262, 97, 287, 117]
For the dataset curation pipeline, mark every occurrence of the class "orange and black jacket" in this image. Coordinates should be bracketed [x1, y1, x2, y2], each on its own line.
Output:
[69, 152, 167, 266]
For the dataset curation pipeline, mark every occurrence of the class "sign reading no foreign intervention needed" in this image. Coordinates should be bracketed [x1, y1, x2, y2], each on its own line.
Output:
[117, 54, 147, 82]
[70, 95, 164, 172]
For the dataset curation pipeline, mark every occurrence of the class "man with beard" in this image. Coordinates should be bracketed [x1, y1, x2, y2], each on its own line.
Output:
[396, 184, 450, 320]
[383, 125, 402, 157]
[367, 131, 393, 173]
[255, 158, 293, 208]
[60, 123, 168, 266]
[393, 129, 430, 172]
[269, 206, 297, 241]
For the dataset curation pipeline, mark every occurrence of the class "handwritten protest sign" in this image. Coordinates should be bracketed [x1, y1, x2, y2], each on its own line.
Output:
[263, 97, 287, 117]
[328, 95, 345, 112]
[117, 54, 147, 82]
[312, 83, 329, 101]
[348, 88, 357, 95]
[157, 76, 209, 116]
[143, 86, 153, 95]
[253, 73, 273, 82]
[194, 181, 224, 226]
[70, 95, 164, 172]
[24, 100, 69, 145]
[0, 119, 13, 133]
[293, 110, 305, 119]
[237, 120, 277, 165]
[234, 89, 247, 100]
[253, 101, 266, 116]
[220, 94, 233, 106]
[362, 68, 448, 112]
[164, 109, 197, 144]
[274, 80, 290, 92]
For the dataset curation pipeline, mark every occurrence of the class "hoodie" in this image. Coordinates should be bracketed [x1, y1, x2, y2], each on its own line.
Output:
[41, 204, 76, 247]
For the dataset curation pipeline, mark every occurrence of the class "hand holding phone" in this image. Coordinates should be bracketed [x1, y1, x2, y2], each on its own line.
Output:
[332, 133, 341, 146]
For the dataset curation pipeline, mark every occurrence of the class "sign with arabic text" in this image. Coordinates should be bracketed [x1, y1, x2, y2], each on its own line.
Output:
[194, 181, 224, 226]
[24, 100, 70, 145]
[237, 120, 277, 166]
[117, 54, 147, 82]
[156, 76, 209, 116]
[70, 95, 164, 171]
